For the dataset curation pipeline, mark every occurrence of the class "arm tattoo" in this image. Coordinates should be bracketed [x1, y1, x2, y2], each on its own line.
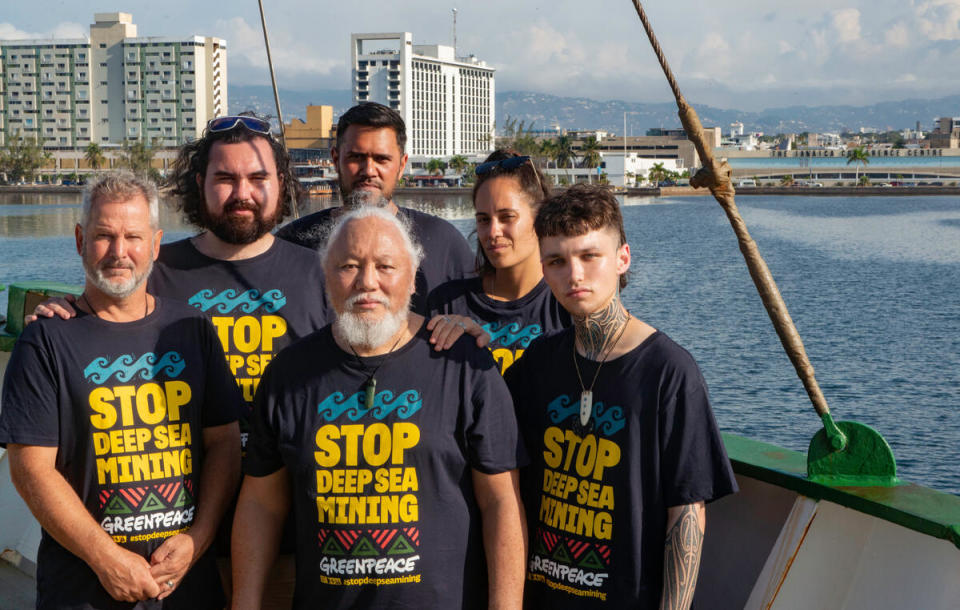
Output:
[573, 295, 628, 359]
[660, 504, 704, 610]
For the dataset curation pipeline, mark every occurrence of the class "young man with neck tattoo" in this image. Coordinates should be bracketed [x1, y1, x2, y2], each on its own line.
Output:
[504, 184, 737, 609]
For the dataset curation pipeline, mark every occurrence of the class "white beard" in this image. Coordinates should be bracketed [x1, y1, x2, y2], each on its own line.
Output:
[333, 293, 411, 350]
[83, 258, 152, 299]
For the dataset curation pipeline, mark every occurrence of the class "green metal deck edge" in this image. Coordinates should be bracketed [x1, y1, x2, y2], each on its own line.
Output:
[723, 432, 960, 550]
[3, 282, 81, 339]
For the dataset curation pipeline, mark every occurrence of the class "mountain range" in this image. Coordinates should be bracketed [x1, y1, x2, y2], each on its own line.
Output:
[229, 85, 960, 136]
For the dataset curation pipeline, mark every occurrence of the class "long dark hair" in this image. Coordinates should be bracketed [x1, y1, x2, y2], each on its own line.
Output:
[167, 123, 302, 229]
[472, 149, 551, 276]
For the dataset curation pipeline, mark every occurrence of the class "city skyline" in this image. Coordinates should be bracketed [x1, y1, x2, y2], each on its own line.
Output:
[2, 1, 959, 112]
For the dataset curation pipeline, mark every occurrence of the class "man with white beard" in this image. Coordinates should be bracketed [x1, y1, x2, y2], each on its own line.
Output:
[0, 171, 242, 608]
[232, 206, 527, 609]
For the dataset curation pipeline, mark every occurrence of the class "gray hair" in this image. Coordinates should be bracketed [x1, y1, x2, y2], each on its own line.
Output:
[80, 170, 160, 229]
[320, 206, 424, 272]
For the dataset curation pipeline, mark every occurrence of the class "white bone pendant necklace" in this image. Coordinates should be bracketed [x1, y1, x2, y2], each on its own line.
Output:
[572, 318, 629, 429]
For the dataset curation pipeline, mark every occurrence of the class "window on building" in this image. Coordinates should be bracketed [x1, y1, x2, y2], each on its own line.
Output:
[78, 52, 86, 60]
[80, 127, 88, 133]
[25, 118, 33, 127]
[99, 43, 106, 49]
[128, 90, 136, 99]
[100, 62, 107, 67]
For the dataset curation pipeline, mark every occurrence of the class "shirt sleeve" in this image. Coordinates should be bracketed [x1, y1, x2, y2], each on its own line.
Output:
[199, 316, 243, 428]
[242, 358, 285, 477]
[658, 361, 738, 507]
[0, 327, 61, 448]
[463, 344, 528, 474]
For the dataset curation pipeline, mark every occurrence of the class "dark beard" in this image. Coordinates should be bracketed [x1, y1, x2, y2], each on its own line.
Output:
[202, 200, 278, 245]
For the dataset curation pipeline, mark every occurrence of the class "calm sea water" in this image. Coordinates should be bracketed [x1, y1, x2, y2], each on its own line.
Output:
[2, 192, 959, 494]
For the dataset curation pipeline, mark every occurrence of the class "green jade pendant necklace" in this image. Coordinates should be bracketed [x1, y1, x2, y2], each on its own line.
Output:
[349, 332, 406, 409]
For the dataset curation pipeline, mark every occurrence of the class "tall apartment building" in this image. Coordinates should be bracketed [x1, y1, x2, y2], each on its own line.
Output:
[351, 32, 494, 158]
[0, 12, 226, 149]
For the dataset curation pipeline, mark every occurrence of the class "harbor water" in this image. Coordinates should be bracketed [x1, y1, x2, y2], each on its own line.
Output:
[1, 192, 959, 494]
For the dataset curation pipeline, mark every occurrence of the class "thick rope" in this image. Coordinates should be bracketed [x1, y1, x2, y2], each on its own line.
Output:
[630, 0, 832, 418]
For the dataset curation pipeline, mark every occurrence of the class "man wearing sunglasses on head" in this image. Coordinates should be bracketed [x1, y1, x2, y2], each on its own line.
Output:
[29, 114, 331, 608]
[276, 102, 475, 315]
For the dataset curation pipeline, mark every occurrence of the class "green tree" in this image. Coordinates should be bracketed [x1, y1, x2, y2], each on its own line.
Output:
[846, 147, 870, 183]
[426, 158, 446, 176]
[448, 155, 468, 176]
[647, 162, 668, 187]
[84, 142, 106, 171]
[554, 135, 575, 170]
[858, 174, 871, 186]
[539, 139, 558, 169]
[119, 138, 160, 181]
[780, 174, 795, 186]
[579, 137, 602, 169]
[0, 131, 51, 183]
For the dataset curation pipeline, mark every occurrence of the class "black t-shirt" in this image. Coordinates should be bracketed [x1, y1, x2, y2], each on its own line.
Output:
[276, 206, 475, 314]
[427, 277, 571, 374]
[0, 299, 241, 610]
[244, 324, 525, 610]
[149, 237, 330, 411]
[504, 329, 737, 608]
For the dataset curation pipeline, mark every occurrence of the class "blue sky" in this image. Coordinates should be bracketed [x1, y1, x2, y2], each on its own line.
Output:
[3, 1, 959, 110]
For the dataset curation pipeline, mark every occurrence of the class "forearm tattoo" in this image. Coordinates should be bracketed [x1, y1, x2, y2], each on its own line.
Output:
[660, 505, 704, 610]
[573, 295, 629, 360]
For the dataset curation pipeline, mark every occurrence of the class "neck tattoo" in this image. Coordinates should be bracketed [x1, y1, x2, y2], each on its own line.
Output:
[572, 313, 629, 431]
[573, 294, 629, 360]
[348, 331, 406, 409]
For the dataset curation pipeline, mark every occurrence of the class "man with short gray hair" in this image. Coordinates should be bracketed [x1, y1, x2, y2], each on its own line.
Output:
[232, 206, 527, 609]
[0, 171, 242, 608]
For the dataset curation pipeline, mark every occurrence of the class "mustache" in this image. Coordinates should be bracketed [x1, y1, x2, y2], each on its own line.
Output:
[224, 200, 260, 213]
[98, 259, 135, 271]
[344, 294, 390, 308]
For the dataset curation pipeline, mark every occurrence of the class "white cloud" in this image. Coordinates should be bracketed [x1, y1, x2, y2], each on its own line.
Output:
[0, 22, 86, 40]
[916, 0, 960, 40]
[884, 23, 910, 47]
[832, 8, 862, 43]
[213, 17, 341, 78]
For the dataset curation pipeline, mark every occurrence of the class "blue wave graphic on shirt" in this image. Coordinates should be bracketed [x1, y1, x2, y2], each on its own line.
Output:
[317, 390, 422, 421]
[84, 352, 185, 384]
[187, 289, 287, 314]
[545, 394, 625, 436]
[481, 321, 542, 348]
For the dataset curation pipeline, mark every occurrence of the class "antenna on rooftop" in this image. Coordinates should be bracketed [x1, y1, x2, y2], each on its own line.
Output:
[452, 8, 458, 54]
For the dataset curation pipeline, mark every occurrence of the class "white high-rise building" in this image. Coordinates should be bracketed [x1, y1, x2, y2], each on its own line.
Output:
[351, 32, 495, 158]
[0, 12, 226, 149]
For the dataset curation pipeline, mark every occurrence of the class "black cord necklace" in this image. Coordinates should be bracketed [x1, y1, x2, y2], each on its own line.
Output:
[348, 331, 406, 409]
[80, 292, 149, 319]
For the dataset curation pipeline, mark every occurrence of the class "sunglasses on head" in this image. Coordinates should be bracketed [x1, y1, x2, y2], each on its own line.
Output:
[207, 115, 272, 135]
[475, 155, 532, 176]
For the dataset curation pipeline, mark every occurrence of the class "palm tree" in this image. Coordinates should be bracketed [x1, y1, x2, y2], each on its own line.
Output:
[846, 147, 869, 184]
[554, 135, 575, 170]
[84, 142, 105, 171]
[580, 137, 602, 170]
[647, 162, 668, 187]
[780, 174, 795, 186]
[539, 140, 557, 169]
[448, 155, 468, 176]
[426, 158, 446, 176]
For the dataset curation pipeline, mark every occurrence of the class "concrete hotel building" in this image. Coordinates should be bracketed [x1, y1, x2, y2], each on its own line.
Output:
[351, 32, 494, 158]
[0, 12, 226, 148]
